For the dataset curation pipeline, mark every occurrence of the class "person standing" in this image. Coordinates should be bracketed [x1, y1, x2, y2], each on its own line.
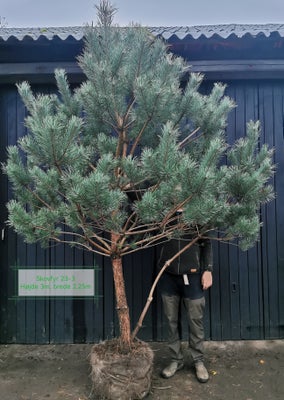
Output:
[159, 231, 213, 383]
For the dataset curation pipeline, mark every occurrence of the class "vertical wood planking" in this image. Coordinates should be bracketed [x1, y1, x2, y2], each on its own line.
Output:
[278, 85, 284, 338]
[133, 248, 155, 341]
[0, 86, 10, 343]
[1, 77, 284, 343]
[83, 250, 104, 343]
[259, 82, 279, 339]
[5, 88, 18, 342]
[272, 83, 284, 339]
[209, 241, 222, 340]
[243, 82, 264, 339]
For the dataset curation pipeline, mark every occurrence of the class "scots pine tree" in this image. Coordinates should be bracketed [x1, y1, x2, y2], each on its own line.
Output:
[5, 1, 274, 348]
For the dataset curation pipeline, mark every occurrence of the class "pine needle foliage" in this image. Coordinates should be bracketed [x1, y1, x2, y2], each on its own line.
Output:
[5, 3, 274, 257]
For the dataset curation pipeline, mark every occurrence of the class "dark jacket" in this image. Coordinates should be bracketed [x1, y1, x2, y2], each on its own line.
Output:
[158, 235, 213, 275]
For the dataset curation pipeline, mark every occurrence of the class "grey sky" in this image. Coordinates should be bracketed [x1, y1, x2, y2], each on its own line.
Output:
[1, 0, 284, 28]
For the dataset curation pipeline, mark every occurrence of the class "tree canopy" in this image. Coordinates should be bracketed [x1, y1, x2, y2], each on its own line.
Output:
[5, 21, 273, 253]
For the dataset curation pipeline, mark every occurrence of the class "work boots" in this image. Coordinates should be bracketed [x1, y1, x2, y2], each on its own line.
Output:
[195, 361, 209, 383]
[161, 360, 209, 383]
[161, 360, 184, 378]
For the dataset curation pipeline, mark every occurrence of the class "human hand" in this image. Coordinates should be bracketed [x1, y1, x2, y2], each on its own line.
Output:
[201, 271, 213, 290]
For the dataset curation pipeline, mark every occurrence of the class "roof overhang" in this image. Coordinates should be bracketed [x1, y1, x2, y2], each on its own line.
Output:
[1, 24, 284, 84]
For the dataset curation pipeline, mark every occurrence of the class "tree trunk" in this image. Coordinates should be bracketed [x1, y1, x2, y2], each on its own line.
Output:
[111, 233, 131, 349]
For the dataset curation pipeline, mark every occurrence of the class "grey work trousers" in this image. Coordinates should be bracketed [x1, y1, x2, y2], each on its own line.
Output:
[162, 294, 205, 363]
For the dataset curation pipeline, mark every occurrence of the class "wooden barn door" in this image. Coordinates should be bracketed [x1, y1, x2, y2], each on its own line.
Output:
[0, 84, 156, 343]
[1, 80, 284, 343]
[207, 79, 284, 340]
[155, 79, 284, 342]
[0, 85, 106, 344]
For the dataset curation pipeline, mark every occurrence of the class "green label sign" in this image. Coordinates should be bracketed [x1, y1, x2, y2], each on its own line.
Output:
[18, 269, 94, 296]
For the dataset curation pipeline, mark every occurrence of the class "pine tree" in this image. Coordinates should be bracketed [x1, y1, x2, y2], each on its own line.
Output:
[0, 16, 8, 28]
[4, 1, 274, 349]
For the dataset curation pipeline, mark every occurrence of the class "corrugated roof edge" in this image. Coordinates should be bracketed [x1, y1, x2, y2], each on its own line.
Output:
[1, 24, 284, 42]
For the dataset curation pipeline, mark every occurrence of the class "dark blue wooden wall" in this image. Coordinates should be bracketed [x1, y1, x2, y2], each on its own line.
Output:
[0, 79, 283, 343]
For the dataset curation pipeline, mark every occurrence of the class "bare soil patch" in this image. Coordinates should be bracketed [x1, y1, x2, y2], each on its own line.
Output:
[0, 340, 283, 400]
